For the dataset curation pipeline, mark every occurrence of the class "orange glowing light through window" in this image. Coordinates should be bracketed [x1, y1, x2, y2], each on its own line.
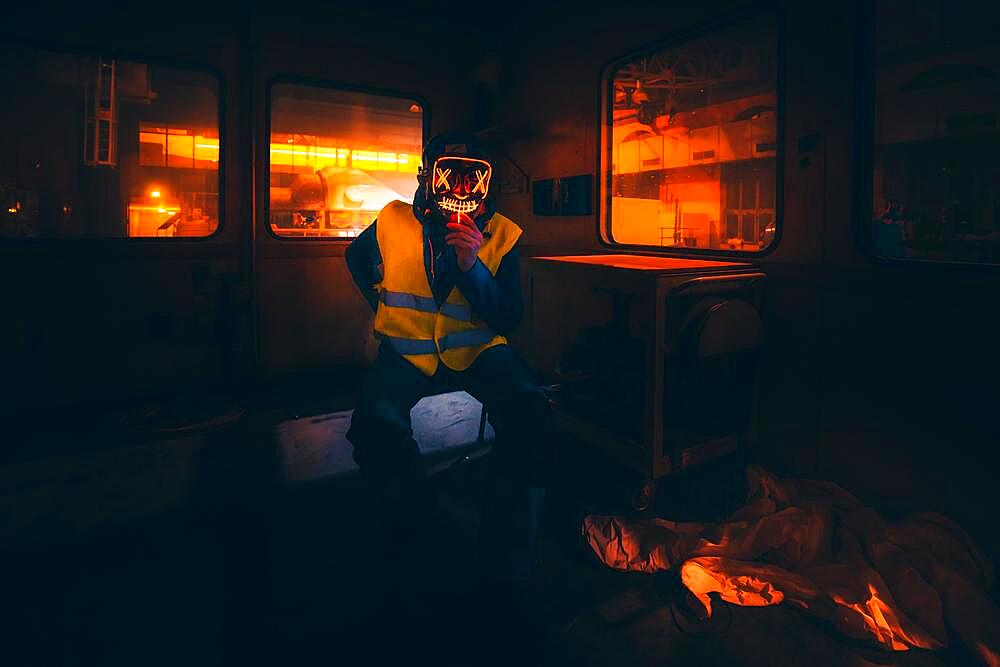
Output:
[150, 190, 161, 198]
[154, 129, 417, 172]
[267, 83, 423, 239]
[139, 126, 220, 169]
[129, 205, 180, 213]
[267, 142, 416, 173]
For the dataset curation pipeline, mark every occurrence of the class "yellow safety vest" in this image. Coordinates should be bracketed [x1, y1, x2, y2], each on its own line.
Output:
[372, 200, 522, 376]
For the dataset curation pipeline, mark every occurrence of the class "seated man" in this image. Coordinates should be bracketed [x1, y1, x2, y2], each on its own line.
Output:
[344, 130, 552, 589]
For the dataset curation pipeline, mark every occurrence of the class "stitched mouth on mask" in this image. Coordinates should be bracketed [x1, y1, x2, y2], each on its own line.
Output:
[437, 197, 480, 214]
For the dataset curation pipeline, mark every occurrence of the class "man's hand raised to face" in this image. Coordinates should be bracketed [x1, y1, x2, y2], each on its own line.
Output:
[445, 212, 484, 273]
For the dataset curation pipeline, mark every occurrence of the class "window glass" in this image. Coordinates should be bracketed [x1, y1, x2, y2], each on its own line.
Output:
[0, 46, 220, 238]
[604, 14, 779, 252]
[268, 83, 424, 238]
[871, 0, 1000, 263]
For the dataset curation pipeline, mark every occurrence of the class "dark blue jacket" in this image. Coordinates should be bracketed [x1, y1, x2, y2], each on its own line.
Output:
[345, 200, 523, 335]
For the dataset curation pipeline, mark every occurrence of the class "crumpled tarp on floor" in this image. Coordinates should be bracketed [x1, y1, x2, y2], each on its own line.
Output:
[583, 466, 1000, 666]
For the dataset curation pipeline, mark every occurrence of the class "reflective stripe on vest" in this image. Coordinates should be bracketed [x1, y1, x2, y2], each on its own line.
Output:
[438, 328, 496, 351]
[381, 289, 472, 322]
[380, 290, 438, 314]
[376, 332, 437, 356]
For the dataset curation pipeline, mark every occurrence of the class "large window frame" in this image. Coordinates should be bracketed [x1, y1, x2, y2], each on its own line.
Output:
[597, 9, 785, 257]
[264, 76, 430, 242]
[0, 41, 226, 244]
[855, 1, 1000, 270]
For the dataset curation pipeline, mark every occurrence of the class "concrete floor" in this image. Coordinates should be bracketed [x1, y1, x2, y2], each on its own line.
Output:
[0, 394, 980, 666]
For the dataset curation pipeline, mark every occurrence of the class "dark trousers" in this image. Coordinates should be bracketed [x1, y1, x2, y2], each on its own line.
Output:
[346, 343, 552, 581]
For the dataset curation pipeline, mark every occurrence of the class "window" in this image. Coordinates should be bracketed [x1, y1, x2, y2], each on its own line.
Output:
[602, 14, 779, 252]
[0, 46, 220, 238]
[268, 83, 424, 239]
[869, 0, 1000, 263]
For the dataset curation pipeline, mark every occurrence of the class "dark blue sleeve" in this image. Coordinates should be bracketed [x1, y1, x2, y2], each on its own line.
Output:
[344, 221, 382, 312]
[455, 243, 523, 335]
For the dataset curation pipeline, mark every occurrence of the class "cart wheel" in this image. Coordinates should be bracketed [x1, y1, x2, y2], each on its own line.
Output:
[629, 478, 656, 512]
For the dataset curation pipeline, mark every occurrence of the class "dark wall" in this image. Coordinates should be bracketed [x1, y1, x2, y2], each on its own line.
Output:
[0, 10, 250, 412]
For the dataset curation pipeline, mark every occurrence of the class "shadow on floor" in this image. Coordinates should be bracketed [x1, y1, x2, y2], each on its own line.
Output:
[2, 426, 980, 666]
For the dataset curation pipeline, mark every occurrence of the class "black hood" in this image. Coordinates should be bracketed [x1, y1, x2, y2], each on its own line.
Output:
[420, 129, 490, 168]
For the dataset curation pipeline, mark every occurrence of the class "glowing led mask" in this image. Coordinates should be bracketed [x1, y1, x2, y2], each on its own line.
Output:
[430, 156, 492, 217]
